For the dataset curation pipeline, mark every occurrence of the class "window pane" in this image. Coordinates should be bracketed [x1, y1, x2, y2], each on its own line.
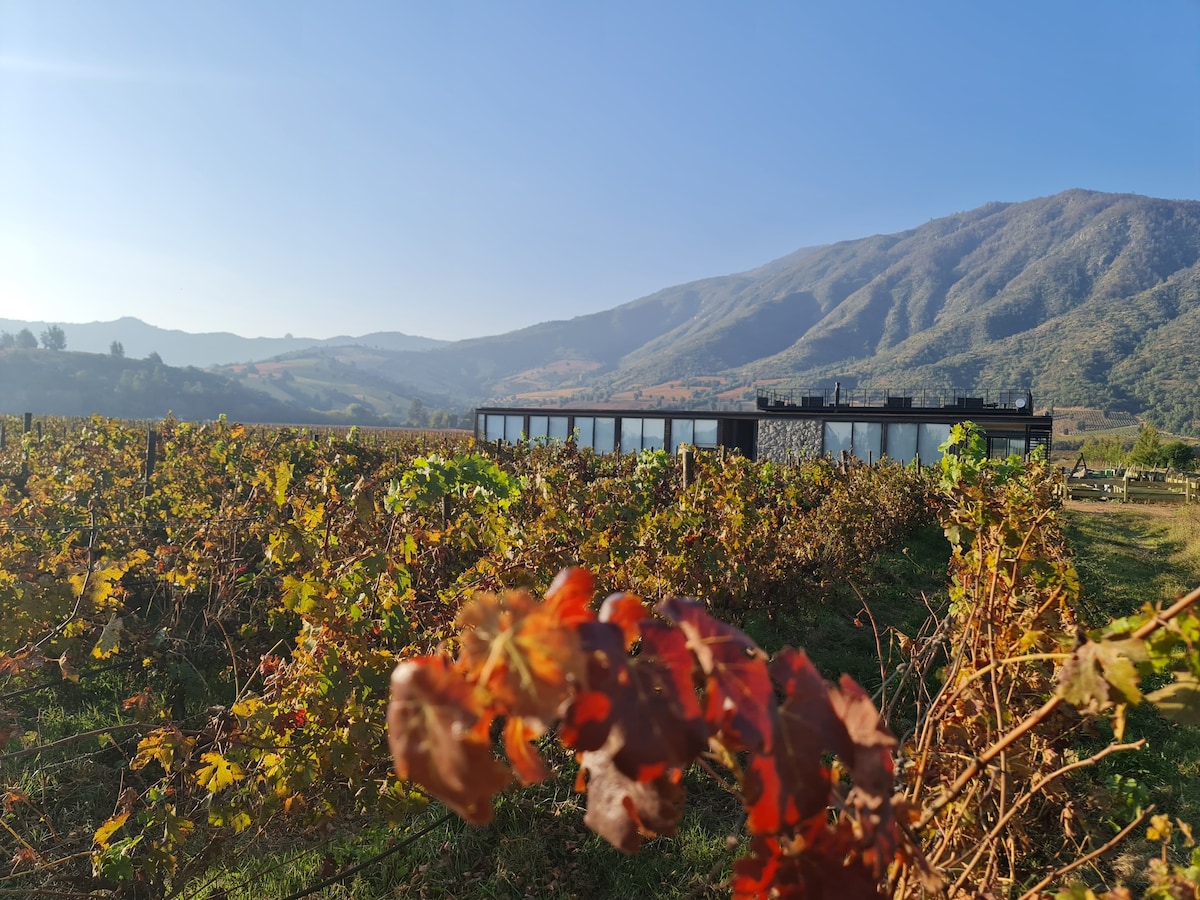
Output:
[694, 419, 719, 447]
[853, 421, 883, 461]
[918, 423, 951, 464]
[548, 416, 569, 441]
[823, 421, 853, 456]
[621, 418, 642, 454]
[476, 413, 485, 437]
[486, 415, 504, 441]
[504, 415, 524, 443]
[594, 418, 616, 454]
[574, 417, 594, 448]
[989, 435, 1021, 458]
[671, 419, 694, 454]
[528, 416, 549, 440]
[886, 423, 918, 465]
[642, 418, 665, 451]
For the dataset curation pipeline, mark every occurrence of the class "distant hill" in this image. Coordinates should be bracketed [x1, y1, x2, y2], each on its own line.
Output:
[0, 317, 446, 368]
[0, 348, 352, 423]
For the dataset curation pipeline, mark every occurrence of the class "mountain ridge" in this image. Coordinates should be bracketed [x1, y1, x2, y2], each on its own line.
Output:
[0, 316, 446, 368]
[6, 189, 1200, 432]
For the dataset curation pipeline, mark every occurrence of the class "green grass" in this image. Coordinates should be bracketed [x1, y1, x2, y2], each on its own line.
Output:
[185, 758, 742, 899]
[1061, 503, 1200, 881]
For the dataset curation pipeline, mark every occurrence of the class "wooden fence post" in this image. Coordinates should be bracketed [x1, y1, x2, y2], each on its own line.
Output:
[680, 446, 695, 488]
[23, 413, 32, 434]
[144, 429, 158, 498]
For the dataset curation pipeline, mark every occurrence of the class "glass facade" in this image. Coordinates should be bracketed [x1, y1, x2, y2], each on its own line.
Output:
[485, 414, 504, 442]
[574, 417, 594, 448]
[917, 423, 951, 464]
[620, 417, 667, 453]
[823, 422, 853, 456]
[853, 421, 883, 461]
[594, 418, 616, 454]
[671, 419, 693, 453]
[528, 416, 549, 440]
[884, 423, 917, 465]
[620, 418, 642, 454]
[475, 408, 1043, 465]
[693, 419, 719, 448]
[504, 415, 523, 443]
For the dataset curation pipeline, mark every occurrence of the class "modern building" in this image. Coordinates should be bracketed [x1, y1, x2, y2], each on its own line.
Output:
[475, 387, 1052, 465]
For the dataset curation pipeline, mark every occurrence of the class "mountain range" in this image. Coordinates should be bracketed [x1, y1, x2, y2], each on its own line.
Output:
[4, 190, 1200, 433]
[0, 316, 445, 368]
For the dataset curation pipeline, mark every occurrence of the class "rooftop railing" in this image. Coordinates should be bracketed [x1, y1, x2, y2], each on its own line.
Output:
[755, 387, 1038, 414]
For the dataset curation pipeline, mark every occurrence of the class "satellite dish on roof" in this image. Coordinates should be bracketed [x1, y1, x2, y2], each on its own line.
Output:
[1015, 397, 1027, 409]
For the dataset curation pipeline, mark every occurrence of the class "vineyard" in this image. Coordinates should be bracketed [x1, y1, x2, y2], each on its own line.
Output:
[0, 415, 1198, 898]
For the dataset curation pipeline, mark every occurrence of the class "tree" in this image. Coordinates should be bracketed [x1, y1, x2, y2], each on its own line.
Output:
[39, 325, 66, 351]
[110, 341, 125, 358]
[1161, 440, 1196, 471]
[146, 351, 163, 365]
[15, 328, 38, 350]
[407, 398, 428, 428]
[0, 331, 13, 350]
[1127, 423, 1163, 467]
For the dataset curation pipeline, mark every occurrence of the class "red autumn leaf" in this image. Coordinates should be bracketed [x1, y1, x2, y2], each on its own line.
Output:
[543, 567, 599, 627]
[580, 732, 686, 853]
[828, 674, 896, 803]
[562, 620, 708, 780]
[560, 621, 625, 752]
[456, 586, 583, 721]
[387, 656, 511, 824]
[599, 591, 649, 649]
[732, 830, 884, 900]
[828, 674, 900, 877]
[503, 716, 550, 785]
[615, 621, 708, 777]
[744, 649, 839, 836]
[658, 596, 773, 752]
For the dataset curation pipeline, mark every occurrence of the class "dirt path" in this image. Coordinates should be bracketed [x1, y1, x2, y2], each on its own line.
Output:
[1063, 498, 1184, 519]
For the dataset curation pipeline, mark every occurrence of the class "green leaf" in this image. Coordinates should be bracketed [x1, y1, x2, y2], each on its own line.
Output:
[1146, 673, 1200, 726]
[1057, 639, 1146, 708]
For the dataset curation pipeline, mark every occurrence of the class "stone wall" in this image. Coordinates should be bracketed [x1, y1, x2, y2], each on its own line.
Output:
[757, 418, 822, 463]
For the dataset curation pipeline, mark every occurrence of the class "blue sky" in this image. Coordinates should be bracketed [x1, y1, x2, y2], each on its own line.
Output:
[2, 2, 1198, 341]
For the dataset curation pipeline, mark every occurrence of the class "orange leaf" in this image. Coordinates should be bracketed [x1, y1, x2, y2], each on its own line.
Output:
[503, 716, 550, 785]
[457, 586, 583, 720]
[544, 567, 599, 627]
[387, 656, 510, 824]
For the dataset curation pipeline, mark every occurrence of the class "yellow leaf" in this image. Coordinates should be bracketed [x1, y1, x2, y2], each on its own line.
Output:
[194, 751, 245, 793]
[275, 461, 293, 507]
[231, 698, 264, 717]
[91, 613, 125, 659]
[131, 728, 195, 772]
[94, 812, 129, 850]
